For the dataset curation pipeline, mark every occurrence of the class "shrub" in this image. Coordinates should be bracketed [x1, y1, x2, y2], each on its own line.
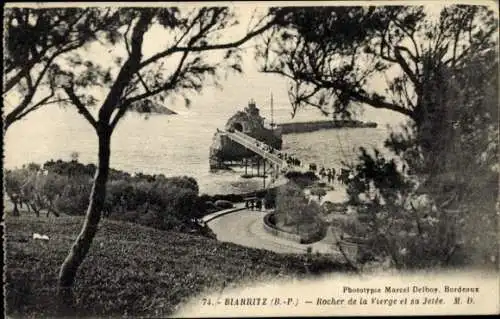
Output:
[263, 189, 276, 209]
[285, 171, 318, 187]
[137, 211, 161, 228]
[167, 176, 199, 194]
[274, 182, 326, 241]
[8, 160, 207, 233]
[54, 176, 93, 215]
[214, 200, 234, 209]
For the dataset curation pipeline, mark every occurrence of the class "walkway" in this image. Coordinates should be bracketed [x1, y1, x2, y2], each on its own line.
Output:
[220, 130, 288, 169]
[207, 209, 342, 257]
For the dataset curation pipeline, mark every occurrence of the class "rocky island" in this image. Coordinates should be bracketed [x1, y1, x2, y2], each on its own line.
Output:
[209, 99, 378, 170]
[209, 99, 282, 170]
[277, 119, 377, 134]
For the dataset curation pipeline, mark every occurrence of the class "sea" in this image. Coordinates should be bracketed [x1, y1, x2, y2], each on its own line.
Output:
[4, 97, 402, 195]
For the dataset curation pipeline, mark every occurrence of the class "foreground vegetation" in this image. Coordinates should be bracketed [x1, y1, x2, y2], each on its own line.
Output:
[4, 159, 279, 237]
[5, 213, 351, 318]
[264, 4, 499, 271]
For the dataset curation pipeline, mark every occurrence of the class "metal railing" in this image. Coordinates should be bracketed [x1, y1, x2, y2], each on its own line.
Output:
[223, 130, 287, 168]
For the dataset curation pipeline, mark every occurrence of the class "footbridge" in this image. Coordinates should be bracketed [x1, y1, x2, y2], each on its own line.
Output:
[219, 130, 289, 170]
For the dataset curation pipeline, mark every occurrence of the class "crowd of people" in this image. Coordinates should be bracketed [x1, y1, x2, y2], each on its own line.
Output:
[252, 140, 360, 186]
[245, 198, 264, 210]
[254, 141, 302, 167]
[252, 139, 358, 186]
[280, 153, 301, 167]
[318, 167, 355, 184]
[319, 167, 336, 184]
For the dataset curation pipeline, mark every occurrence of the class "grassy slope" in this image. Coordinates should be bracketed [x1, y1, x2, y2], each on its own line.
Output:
[5, 213, 350, 318]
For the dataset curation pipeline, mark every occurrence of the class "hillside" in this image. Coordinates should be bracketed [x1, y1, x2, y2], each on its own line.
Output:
[5, 214, 351, 318]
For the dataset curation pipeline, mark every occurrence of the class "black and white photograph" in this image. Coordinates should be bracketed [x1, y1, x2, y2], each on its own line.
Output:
[3, 1, 499, 317]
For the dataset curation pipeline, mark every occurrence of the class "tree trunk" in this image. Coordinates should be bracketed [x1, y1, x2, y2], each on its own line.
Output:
[12, 198, 19, 216]
[30, 203, 40, 217]
[57, 126, 111, 311]
[46, 200, 60, 217]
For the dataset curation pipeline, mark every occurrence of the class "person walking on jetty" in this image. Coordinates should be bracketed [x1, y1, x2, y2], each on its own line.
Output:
[319, 167, 325, 179]
[256, 199, 262, 211]
[331, 167, 336, 184]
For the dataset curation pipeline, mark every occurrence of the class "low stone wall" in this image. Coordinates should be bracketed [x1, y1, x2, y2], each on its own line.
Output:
[202, 207, 247, 223]
[262, 213, 303, 243]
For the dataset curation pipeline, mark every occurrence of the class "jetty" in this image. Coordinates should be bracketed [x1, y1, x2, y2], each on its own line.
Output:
[208, 99, 378, 186]
[276, 119, 377, 134]
[209, 99, 283, 172]
[219, 130, 287, 169]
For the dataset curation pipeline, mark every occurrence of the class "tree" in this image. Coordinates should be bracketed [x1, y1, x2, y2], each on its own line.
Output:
[36, 172, 66, 217]
[262, 5, 498, 269]
[275, 182, 323, 237]
[49, 6, 283, 308]
[5, 169, 24, 216]
[3, 8, 123, 131]
[260, 5, 497, 123]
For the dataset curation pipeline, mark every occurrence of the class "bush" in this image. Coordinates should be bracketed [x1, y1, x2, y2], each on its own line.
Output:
[137, 211, 160, 228]
[337, 217, 366, 238]
[214, 200, 234, 209]
[273, 182, 326, 241]
[285, 171, 318, 187]
[7, 160, 209, 236]
[310, 186, 327, 200]
[204, 201, 217, 210]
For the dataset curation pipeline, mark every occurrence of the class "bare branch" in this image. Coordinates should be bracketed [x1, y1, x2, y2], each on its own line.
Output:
[267, 65, 415, 119]
[122, 19, 151, 95]
[3, 8, 90, 94]
[12, 91, 56, 123]
[109, 101, 129, 130]
[4, 55, 43, 94]
[63, 85, 98, 130]
[123, 20, 133, 55]
[348, 88, 415, 119]
[444, 27, 496, 66]
[124, 49, 190, 107]
[392, 19, 420, 60]
[394, 47, 420, 90]
[139, 14, 278, 69]
[4, 38, 83, 95]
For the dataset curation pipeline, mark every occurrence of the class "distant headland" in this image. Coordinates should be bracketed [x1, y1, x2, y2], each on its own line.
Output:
[208, 99, 378, 170]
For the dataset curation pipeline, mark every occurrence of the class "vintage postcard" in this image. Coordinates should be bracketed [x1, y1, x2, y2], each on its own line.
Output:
[3, 0, 499, 317]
